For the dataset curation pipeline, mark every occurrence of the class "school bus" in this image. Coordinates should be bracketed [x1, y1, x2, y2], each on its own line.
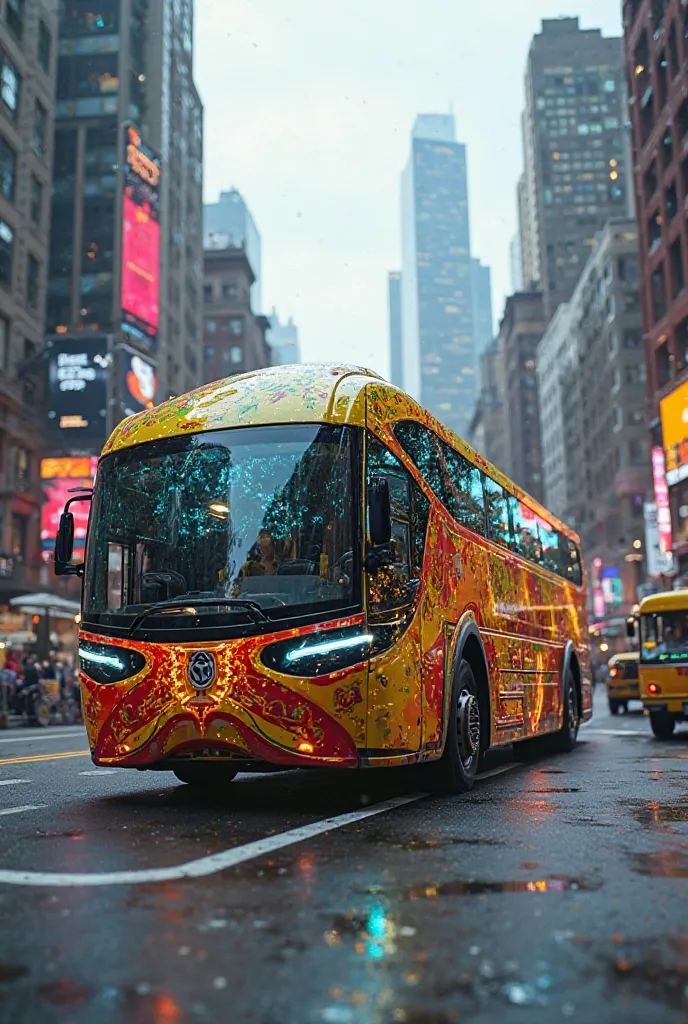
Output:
[55, 364, 591, 792]
[633, 590, 688, 739]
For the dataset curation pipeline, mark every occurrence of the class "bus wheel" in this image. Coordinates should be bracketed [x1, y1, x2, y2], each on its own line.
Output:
[650, 712, 676, 740]
[550, 669, 579, 754]
[608, 699, 621, 715]
[430, 660, 481, 794]
[172, 763, 239, 787]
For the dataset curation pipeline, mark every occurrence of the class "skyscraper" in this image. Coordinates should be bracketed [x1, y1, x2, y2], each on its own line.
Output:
[0, 0, 57, 601]
[48, 0, 204, 436]
[266, 310, 300, 365]
[470, 258, 493, 362]
[400, 114, 475, 437]
[520, 18, 630, 317]
[204, 190, 262, 313]
[387, 271, 402, 387]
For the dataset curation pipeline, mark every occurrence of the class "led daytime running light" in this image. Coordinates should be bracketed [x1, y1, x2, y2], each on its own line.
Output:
[79, 647, 126, 671]
[285, 633, 374, 664]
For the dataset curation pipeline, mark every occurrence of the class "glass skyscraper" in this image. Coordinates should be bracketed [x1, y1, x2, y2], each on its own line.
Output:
[387, 271, 402, 387]
[400, 115, 476, 438]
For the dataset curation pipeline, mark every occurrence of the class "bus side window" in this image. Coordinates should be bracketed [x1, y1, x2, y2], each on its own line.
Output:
[508, 496, 542, 563]
[538, 521, 560, 575]
[394, 420, 484, 535]
[559, 535, 582, 586]
[367, 435, 420, 612]
[483, 475, 510, 548]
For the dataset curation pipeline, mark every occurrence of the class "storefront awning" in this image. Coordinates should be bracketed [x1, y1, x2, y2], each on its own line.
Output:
[8, 593, 80, 621]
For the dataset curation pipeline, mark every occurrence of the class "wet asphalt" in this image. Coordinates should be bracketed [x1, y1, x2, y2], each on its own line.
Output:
[0, 696, 687, 1024]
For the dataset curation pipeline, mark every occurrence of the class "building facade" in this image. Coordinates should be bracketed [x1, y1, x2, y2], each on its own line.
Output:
[400, 114, 475, 437]
[499, 293, 546, 502]
[467, 337, 507, 474]
[202, 247, 270, 383]
[538, 220, 651, 615]
[624, 0, 688, 578]
[470, 257, 493, 363]
[266, 309, 300, 366]
[520, 17, 630, 318]
[0, 0, 57, 601]
[204, 190, 262, 313]
[388, 270, 402, 387]
[48, 0, 204, 444]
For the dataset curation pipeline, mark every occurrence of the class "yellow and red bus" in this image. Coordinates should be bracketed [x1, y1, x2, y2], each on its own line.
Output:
[55, 364, 591, 792]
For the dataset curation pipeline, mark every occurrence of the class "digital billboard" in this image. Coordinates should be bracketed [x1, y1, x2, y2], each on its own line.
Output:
[40, 457, 98, 564]
[121, 125, 161, 351]
[46, 334, 111, 446]
[120, 348, 157, 418]
[660, 378, 688, 486]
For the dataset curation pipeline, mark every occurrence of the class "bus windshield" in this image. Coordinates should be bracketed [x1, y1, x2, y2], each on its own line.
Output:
[640, 610, 688, 664]
[83, 423, 360, 631]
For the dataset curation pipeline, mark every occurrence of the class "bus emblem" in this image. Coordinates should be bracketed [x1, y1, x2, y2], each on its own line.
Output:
[187, 651, 216, 690]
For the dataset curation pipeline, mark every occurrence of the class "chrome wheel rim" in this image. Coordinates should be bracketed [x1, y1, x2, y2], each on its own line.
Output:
[457, 689, 480, 767]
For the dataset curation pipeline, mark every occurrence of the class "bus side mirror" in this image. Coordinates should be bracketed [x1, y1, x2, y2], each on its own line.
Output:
[369, 477, 392, 548]
[626, 618, 636, 639]
[55, 512, 74, 567]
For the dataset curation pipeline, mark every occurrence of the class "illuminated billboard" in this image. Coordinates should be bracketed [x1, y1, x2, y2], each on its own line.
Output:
[120, 348, 157, 418]
[40, 457, 98, 563]
[121, 125, 161, 351]
[46, 334, 111, 445]
[660, 378, 688, 486]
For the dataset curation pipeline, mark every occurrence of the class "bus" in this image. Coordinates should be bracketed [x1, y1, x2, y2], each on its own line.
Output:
[54, 364, 591, 792]
[631, 590, 688, 739]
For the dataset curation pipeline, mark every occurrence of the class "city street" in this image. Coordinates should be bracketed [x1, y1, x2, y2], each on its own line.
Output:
[0, 698, 686, 1023]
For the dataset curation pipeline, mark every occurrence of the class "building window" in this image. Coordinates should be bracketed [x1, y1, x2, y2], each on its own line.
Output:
[6, 0, 23, 40]
[0, 53, 20, 120]
[26, 255, 38, 309]
[205, 319, 216, 334]
[629, 439, 649, 464]
[230, 345, 243, 364]
[38, 20, 51, 72]
[33, 102, 47, 160]
[0, 316, 7, 368]
[203, 283, 213, 300]
[0, 219, 13, 287]
[623, 330, 641, 348]
[625, 363, 646, 385]
[11, 512, 27, 558]
[204, 345, 214, 361]
[222, 281, 238, 299]
[670, 237, 685, 298]
[0, 136, 15, 201]
[30, 176, 42, 229]
[656, 339, 671, 386]
[652, 263, 667, 322]
[229, 318, 243, 336]
[613, 405, 623, 431]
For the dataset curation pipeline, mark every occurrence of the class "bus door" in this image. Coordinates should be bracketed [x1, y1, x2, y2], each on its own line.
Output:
[365, 436, 426, 757]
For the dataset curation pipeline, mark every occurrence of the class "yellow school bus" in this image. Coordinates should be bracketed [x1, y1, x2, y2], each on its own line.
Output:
[606, 652, 640, 714]
[55, 364, 592, 792]
[635, 590, 688, 739]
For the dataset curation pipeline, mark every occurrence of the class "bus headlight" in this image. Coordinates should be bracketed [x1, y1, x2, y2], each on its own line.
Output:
[261, 628, 373, 677]
[78, 641, 147, 685]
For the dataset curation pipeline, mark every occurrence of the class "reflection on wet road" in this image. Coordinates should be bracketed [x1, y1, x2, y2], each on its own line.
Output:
[0, 700, 687, 1022]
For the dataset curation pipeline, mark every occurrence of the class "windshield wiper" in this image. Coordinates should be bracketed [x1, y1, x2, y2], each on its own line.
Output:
[128, 597, 269, 635]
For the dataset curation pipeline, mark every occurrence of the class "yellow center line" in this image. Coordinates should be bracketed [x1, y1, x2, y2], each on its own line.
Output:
[0, 751, 91, 766]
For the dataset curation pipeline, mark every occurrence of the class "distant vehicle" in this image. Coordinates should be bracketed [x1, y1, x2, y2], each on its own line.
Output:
[53, 364, 592, 791]
[606, 652, 639, 715]
[629, 590, 688, 739]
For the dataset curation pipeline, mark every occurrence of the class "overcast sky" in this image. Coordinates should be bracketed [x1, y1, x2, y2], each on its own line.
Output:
[195, 1, 624, 378]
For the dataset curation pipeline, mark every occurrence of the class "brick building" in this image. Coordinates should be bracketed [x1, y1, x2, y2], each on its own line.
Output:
[202, 247, 270, 383]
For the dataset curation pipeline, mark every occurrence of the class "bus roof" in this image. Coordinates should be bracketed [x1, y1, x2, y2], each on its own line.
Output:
[102, 362, 579, 545]
[639, 590, 688, 614]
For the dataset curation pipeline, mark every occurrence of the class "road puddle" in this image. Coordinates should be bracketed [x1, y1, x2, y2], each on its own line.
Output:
[38, 978, 93, 1008]
[400, 837, 508, 850]
[405, 875, 601, 898]
[630, 800, 688, 827]
[530, 787, 581, 794]
[629, 850, 688, 878]
[35, 829, 84, 840]
[607, 937, 688, 1012]
[0, 963, 28, 983]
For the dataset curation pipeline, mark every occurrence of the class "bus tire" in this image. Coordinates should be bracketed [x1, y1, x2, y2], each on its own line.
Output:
[172, 763, 239, 787]
[608, 699, 621, 715]
[430, 659, 481, 794]
[650, 712, 676, 740]
[550, 668, 579, 754]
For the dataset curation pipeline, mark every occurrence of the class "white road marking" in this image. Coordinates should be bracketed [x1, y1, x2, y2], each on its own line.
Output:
[79, 770, 121, 777]
[476, 762, 521, 780]
[0, 794, 426, 887]
[0, 729, 86, 745]
[0, 805, 47, 817]
[0, 780, 30, 788]
[582, 728, 647, 737]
